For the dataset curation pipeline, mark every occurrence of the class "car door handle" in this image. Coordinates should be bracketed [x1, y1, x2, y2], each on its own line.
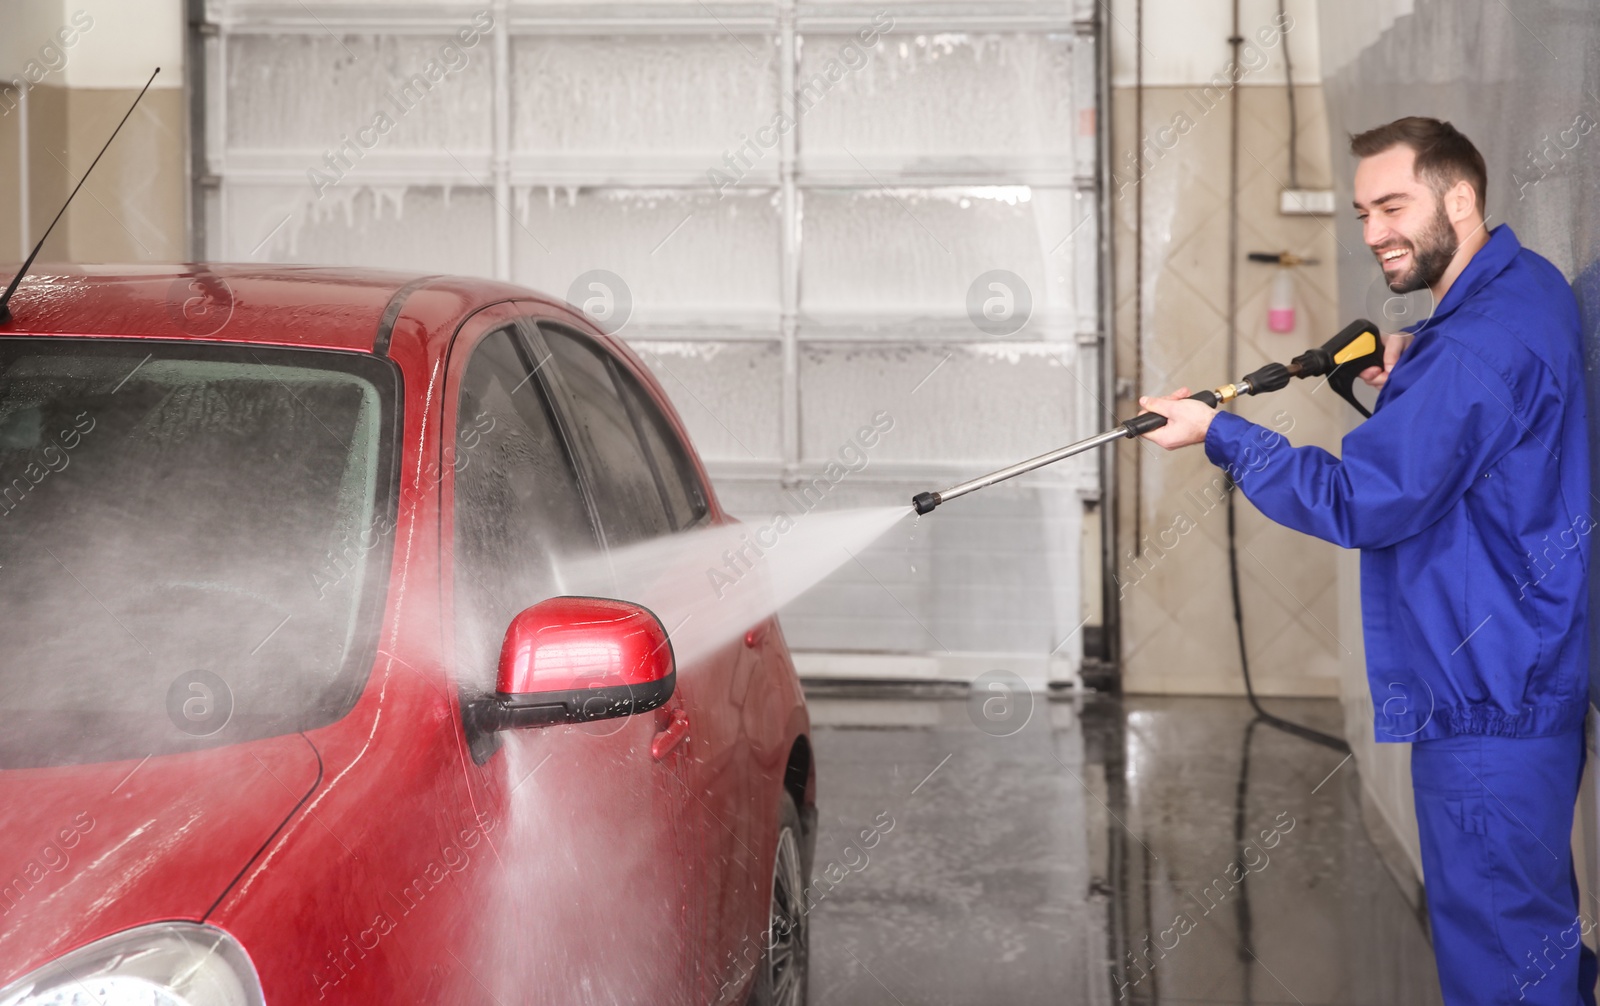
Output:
[651, 708, 690, 761]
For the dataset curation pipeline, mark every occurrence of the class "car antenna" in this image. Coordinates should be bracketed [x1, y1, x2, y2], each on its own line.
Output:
[0, 66, 160, 325]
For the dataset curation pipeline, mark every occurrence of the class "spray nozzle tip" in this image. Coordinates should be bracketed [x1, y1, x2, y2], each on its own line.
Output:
[911, 492, 941, 515]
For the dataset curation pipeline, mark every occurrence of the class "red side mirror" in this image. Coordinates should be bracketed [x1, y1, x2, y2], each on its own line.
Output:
[485, 596, 675, 731]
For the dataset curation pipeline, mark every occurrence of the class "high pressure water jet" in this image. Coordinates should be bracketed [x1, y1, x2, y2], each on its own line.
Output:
[911, 319, 1384, 514]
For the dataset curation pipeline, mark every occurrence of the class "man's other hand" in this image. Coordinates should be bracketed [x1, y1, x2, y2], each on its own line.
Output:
[1135, 387, 1217, 449]
[1358, 332, 1413, 389]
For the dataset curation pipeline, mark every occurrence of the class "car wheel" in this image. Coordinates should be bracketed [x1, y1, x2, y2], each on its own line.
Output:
[750, 791, 809, 1006]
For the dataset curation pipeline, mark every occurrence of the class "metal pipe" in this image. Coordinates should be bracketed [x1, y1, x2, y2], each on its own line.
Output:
[491, 0, 511, 282]
[914, 426, 1130, 514]
[1095, 0, 1120, 681]
[911, 319, 1380, 515]
[778, 0, 799, 478]
[18, 85, 29, 261]
[1131, 0, 1145, 552]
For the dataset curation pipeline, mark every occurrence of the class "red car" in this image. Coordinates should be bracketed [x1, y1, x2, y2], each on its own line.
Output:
[0, 265, 815, 1005]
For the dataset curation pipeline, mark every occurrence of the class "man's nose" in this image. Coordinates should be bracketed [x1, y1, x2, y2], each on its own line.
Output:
[1363, 215, 1391, 249]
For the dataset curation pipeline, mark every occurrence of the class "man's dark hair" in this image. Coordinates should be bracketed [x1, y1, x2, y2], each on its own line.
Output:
[1350, 116, 1488, 214]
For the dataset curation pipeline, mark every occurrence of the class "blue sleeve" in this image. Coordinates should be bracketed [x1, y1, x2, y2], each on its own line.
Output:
[1201, 335, 1522, 549]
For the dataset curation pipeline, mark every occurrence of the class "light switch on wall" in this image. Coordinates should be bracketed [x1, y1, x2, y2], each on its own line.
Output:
[1280, 188, 1337, 215]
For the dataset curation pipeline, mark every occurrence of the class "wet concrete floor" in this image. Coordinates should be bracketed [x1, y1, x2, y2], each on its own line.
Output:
[804, 688, 1443, 1005]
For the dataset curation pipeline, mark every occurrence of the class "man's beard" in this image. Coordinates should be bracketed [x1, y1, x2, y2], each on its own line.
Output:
[1383, 201, 1459, 294]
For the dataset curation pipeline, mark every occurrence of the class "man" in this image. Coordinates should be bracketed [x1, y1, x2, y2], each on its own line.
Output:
[1137, 117, 1596, 1005]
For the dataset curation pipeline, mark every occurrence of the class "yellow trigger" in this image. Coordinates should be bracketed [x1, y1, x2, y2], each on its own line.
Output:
[1333, 330, 1378, 365]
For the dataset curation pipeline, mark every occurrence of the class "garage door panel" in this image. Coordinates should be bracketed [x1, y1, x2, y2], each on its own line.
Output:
[714, 479, 1083, 657]
[797, 32, 1078, 164]
[798, 186, 1078, 322]
[796, 342, 1082, 467]
[201, 4, 1099, 677]
[509, 187, 782, 324]
[630, 341, 785, 463]
[226, 34, 493, 151]
[228, 184, 497, 274]
[511, 36, 780, 155]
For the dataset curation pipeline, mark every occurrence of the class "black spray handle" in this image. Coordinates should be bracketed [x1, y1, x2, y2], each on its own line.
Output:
[1122, 389, 1220, 436]
[1291, 318, 1383, 419]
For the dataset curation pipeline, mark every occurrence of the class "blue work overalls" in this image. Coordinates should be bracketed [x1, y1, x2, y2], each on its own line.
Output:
[1204, 225, 1595, 1004]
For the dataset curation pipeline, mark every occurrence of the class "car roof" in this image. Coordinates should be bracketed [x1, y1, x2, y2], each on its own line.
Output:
[0, 263, 570, 353]
[0, 261, 731, 522]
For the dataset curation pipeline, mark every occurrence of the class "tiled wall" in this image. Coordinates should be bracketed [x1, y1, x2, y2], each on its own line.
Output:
[1109, 73, 1352, 697]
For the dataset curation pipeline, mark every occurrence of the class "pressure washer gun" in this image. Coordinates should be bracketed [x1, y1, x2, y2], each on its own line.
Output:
[910, 319, 1383, 515]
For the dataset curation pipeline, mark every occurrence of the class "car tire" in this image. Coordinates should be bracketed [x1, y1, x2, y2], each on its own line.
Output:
[749, 791, 809, 1006]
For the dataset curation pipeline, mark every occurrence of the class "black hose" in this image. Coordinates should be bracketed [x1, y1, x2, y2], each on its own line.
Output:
[1224, 477, 1348, 751]
[1278, 0, 1299, 189]
[1224, 1, 1347, 755]
[1132, 0, 1145, 553]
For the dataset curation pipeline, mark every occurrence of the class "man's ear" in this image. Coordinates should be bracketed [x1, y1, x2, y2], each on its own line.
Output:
[1446, 178, 1479, 225]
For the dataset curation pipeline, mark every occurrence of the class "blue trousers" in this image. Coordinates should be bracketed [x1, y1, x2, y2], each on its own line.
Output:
[1411, 729, 1597, 1005]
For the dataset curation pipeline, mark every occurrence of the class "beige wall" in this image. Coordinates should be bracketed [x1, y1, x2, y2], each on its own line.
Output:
[59, 86, 188, 261]
[0, 94, 19, 261]
[1110, 75, 1349, 698]
[1110, 0, 1596, 907]
[1102, 0, 1438, 901]
[2, 1, 186, 265]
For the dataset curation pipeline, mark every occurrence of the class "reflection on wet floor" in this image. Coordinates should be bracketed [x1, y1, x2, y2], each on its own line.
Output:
[804, 688, 1443, 1006]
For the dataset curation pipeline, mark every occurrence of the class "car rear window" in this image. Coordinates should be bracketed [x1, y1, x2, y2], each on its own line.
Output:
[0, 339, 399, 767]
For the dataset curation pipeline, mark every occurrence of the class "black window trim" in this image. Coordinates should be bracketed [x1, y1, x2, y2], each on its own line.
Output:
[531, 320, 711, 534]
[507, 319, 622, 550]
[612, 354, 711, 531]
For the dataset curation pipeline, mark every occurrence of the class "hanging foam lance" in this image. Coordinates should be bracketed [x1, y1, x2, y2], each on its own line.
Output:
[910, 319, 1383, 515]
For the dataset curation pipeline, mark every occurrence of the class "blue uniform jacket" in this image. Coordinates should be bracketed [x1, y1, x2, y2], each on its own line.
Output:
[1203, 225, 1590, 741]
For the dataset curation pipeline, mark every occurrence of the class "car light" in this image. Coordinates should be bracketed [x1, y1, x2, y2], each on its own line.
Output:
[0, 923, 264, 1006]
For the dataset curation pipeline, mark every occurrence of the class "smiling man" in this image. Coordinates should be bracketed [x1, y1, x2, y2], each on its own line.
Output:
[1136, 117, 1595, 1005]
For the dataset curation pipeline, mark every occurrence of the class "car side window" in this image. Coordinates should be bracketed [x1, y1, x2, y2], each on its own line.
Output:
[611, 360, 709, 531]
[452, 327, 600, 692]
[539, 325, 679, 545]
